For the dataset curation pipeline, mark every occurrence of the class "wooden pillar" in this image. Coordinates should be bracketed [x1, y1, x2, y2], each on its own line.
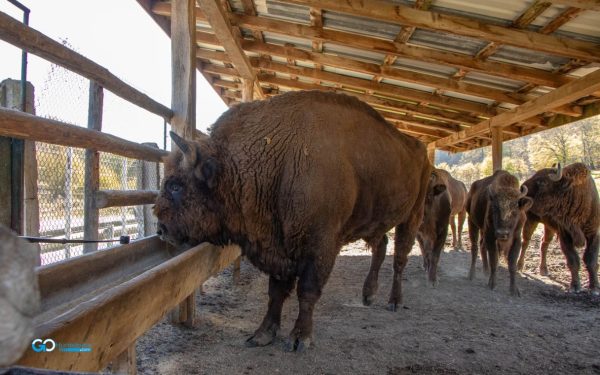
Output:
[0, 79, 37, 237]
[427, 144, 436, 165]
[140, 143, 160, 236]
[491, 127, 503, 172]
[241, 78, 254, 103]
[170, 0, 197, 326]
[111, 343, 137, 375]
[84, 81, 103, 254]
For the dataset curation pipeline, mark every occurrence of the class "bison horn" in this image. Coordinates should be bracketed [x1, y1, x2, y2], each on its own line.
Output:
[549, 163, 563, 182]
[170, 131, 191, 154]
[519, 185, 528, 197]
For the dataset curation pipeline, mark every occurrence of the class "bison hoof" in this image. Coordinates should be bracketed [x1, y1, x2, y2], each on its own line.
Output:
[567, 286, 582, 294]
[362, 295, 375, 306]
[387, 303, 399, 312]
[428, 279, 438, 288]
[468, 269, 475, 281]
[590, 288, 600, 296]
[510, 286, 521, 297]
[539, 267, 549, 276]
[284, 337, 310, 353]
[245, 330, 276, 347]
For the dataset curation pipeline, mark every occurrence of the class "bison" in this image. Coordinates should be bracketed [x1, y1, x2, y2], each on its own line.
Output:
[465, 170, 532, 296]
[154, 91, 431, 351]
[416, 169, 451, 286]
[516, 163, 599, 294]
[437, 169, 467, 250]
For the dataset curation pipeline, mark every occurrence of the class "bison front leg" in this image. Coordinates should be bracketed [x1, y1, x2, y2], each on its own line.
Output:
[450, 216, 457, 249]
[558, 232, 582, 293]
[486, 235, 498, 291]
[507, 236, 522, 297]
[286, 254, 336, 352]
[428, 227, 448, 287]
[456, 210, 466, 250]
[583, 233, 599, 295]
[389, 219, 420, 312]
[517, 219, 537, 272]
[247, 276, 295, 347]
[362, 236, 388, 306]
[468, 220, 480, 280]
[539, 227, 555, 276]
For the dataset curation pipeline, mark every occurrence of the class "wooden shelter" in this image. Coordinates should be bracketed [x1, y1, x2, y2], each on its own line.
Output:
[0, 0, 599, 373]
[142, 0, 600, 169]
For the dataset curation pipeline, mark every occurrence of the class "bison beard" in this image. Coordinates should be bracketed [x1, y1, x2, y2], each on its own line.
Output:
[154, 91, 431, 352]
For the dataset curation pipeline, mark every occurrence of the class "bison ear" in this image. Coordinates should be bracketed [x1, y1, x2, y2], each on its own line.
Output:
[433, 184, 447, 196]
[518, 196, 533, 211]
[198, 158, 219, 189]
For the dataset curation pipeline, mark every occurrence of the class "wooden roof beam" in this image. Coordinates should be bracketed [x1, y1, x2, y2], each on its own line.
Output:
[280, 0, 600, 62]
[154, 3, 576, 88]
[195, 0, 264, 99]
[430, 69, 600, 148]
[548, 0, 600, 11]
[540, 7, 584, 34]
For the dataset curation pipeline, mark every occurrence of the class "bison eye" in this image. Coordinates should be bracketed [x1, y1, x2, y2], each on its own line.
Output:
[167, 181, 183, 195]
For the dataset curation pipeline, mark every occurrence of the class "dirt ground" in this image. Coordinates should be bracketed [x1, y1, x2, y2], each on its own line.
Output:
[136, 230, 600, 375]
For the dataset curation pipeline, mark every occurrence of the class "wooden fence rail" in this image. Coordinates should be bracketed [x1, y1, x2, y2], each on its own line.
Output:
[0, 108, 168, 162]
[0, 11, 173, 121]
[94, 190, 159, 209]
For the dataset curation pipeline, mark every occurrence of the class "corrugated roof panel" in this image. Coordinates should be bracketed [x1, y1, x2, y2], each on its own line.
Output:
[489, 45, 571, 71]
[255, 0, 310, 24]
[442, 91, 496, 105]
[261, 32, 313, 50]
[528, 3, 569, 28]
[409, 29, 489, 55]
[569, 66, 600, 78]
[392, 57, 458, 77]
[428, 0, 522, 24]
[323, 66, 375, 81]
[323, 11, 402, 40]
[227, 0, 245, 13]
[546, 9, 600, 41]
[270, 55, 288, 64]
[323, 43, 386, 64]
[294, 60, 316, 69]
[463, 71, 525, 91]
[380, 78, 436, 93]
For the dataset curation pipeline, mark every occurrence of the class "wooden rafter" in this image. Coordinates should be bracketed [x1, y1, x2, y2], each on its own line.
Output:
[540, 7, 585, 34]
[430, 69, 600, 148]
[153, 3, 575, 88]
[548, 0, 600, 11]
[196, 0, 264, 98]
[280, 0, 600, 62]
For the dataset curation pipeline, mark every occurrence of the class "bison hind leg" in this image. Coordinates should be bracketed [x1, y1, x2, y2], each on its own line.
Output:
[362, 235, 388, 306]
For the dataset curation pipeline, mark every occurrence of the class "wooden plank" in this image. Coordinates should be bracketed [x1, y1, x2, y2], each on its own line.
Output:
[0, 108, 169, 162]
[197, 0, 264, 99]
[171, 0, 197, 140]
[37, 236, 166, 316]
[281, 0, 600, 62]
[18, 242, 241, 372]
[84, 81, 103, 254]
[547, 0, 600, 11]
[112, 343, 137, 375]
[492, 127, 503, 172]
[513, 0, 553, 29]
[540, 7, 584, 34]
[241, 78, 254, 102]
[94, 190, 159, 209]
[0, 11, 172, 120]
[431, 69, 600, 148]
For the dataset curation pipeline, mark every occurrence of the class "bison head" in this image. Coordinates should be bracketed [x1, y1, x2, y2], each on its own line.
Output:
[524, 163, 590, 201]
[154, 132, 224, 247]
[487, 175, 533, 244]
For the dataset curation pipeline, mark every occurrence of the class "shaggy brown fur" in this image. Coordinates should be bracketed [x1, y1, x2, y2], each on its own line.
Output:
[416, 169, 451, 286]
[436, 169, 467, 250]
[154, 91, 431, 351]
[517, 163, 600, 294]
[465, 170, 532, 296]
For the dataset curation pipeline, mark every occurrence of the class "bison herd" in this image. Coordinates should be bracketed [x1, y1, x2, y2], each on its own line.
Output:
[154, 91, 599, 352]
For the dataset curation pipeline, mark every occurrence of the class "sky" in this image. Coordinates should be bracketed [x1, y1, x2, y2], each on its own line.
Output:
[0, 0, 228, 149]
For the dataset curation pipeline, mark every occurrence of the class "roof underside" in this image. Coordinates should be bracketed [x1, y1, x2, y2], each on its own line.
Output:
[144, 0, 600, 152]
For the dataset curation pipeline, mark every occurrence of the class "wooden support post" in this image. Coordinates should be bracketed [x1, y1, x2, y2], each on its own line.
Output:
[492, 127, 503, 172]
[241, 78, 254, 102]
[170, 0, 197, 326]
[140, 143, 160, 236]
[427, 144, 436, 165]
[111, 343, 137, 375]
[84, 81, 103, 254]
[0, 79, 38, 262]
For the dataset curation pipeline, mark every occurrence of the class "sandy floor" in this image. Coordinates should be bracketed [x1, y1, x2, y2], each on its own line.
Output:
[136, 231, 600, 375]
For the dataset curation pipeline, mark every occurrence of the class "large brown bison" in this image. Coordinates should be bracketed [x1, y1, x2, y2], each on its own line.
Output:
[416, 169, 451, 286]
[154, 91, 431, 351]
[437, 169, 467, 250]
[465, 170, 532, 296]
[516, 163, 599, 294]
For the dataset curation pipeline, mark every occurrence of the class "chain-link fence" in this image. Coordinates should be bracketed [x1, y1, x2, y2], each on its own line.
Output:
[28, 40, 164, 265]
